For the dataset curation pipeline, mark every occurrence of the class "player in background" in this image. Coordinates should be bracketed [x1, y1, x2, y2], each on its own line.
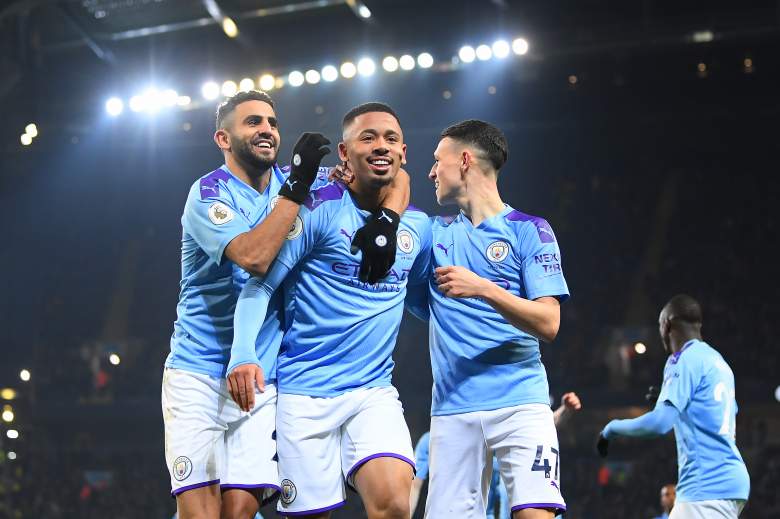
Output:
[653, 484, 677, 519]
[228, 102, 429, 519]
[162, 91, 408, 519]
[410, 393, 582, 518]
[597, 294, 750, 518]
[406, 119, 570, 519]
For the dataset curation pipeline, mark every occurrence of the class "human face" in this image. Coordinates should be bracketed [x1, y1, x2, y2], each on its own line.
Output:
[429, 137, 464, 206]
[339, 111, 406, 188]
[660, 485, 676, 511]
[222, 100, 280, 172]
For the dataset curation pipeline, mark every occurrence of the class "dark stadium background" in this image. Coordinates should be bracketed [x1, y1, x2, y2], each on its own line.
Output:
[1, 0, 778, 517]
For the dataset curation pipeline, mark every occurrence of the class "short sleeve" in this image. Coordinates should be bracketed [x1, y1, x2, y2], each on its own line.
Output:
[182, 189, 250, 265]
[656, 354, 699, 413]
[414, 432, 430, 480]
[518, 219, 570, 302]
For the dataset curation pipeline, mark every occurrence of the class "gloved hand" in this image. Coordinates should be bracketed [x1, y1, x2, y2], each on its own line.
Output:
[645, 385, 660, 405]
[279, 132, 331, 203]
[351, 207, 400, 284]
[596, 432, 610, 458]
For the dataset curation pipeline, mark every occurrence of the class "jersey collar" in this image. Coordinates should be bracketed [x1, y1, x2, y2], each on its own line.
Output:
[670, 339, 698, 363]
[458, 204, 514, 230]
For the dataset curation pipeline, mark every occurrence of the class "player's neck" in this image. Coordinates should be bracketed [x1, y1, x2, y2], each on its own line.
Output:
[671, 330, 701, 353]
[224, 154, 272, 193]
[458, 181, 504, 227]
[348, 178, 390, 212]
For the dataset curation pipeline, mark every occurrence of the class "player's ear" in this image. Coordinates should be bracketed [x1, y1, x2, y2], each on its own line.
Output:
[400, 143, 407, 165]
[338, 142, 349, 162]
[460, 150, 471, 174]
[214, 129, 230, 151]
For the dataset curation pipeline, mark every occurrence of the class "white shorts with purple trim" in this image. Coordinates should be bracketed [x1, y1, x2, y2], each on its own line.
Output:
[161, 368, 280, 501]
[275, 385, 415, 516]
[425, 403, 566, 518]
[670, 499, 746, 519]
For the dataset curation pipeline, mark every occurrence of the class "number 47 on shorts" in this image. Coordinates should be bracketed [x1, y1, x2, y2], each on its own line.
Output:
[531, 445, 559, 480]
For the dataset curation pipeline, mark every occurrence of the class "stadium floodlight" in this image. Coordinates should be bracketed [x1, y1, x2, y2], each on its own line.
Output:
[105, 97, 124, 116]
[288, 71, 305, 87]
[19, 370, 30, 382]
[512, 38, 529, 55]
[129, 95, 144, 112]
[239, 78, 255, 91]
[321, 65, 338, 82]
[2, 408, 13, 423]
[222, 17, 238, 38]
[20, 134, 32, 146]
[775, 385, 780, 402]
[25, 123, 38, 137]
[358, 5, 371, 18]
[476, 44, 492, 61]
[109, 353, 121, 366]
[305, 69, 321, 84]
[7, 452, 16, 460]
[458, 45, 476, 63]
[417, 52, 434, 69]
[692, 30, 714, 43]
[259, 74, 276, 90]
[202, 81, 220, 100]
[357, 58, 376, 77]
[382, 56, 399, 72]
[6, 429, 18, 439]
[162, 89, 178, 107]
[634, 342, 647, 354]
[221, 81, 238, 97]
[340, 61, 357, 78]
[0, 389, 15, 400]
[492, 40, 510, 58]
[177, 96, 191, 106]
[399, 55, 415, 71]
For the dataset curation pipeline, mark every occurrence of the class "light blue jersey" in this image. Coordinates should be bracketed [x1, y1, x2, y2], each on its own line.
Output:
[166, 164, 329, 379]
[230, 182, 432, 396]
[656, 339, 750, 502]
[414, 432, 508, 518]
[427, 205, 569, 415]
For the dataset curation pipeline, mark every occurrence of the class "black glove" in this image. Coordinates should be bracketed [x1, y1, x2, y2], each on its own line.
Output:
[351, 207, 400, 284]
[645, 385, 660, 405]
[278, 132, 331, 204]
[596, 433, 609, 458]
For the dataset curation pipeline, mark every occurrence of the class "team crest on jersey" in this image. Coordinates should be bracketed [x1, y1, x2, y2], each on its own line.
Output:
[172, 456, 192, 481]
[287, 215, 303, 240]
[397, 230, 414, 253]
[486, 241, 510, 262]
[280, 479, 297, 504]
[208, 202, 234, 225]
[270, 195, 279, 210]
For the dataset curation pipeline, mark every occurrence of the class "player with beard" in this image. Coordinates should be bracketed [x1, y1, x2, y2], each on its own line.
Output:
[228, 102, 430, 518]
[162, 91, 409, 519]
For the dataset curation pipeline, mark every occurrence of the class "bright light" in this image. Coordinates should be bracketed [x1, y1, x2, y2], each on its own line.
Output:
[340, 61, 357, 78]
[417, 52, 434, 68]
[202, 81, 220, 100]
[288, 71, 304, 87]
[239, 77, 255, 91]
[129, 95, 144, 112]
[305, 69, 321, 84]
[222, 17, 238, 38]
[1, 409, 13, 423]
[105, 97, 124, 116]
[19, 370, 30, 382]
[0, 389, 15, 400]
[492, 40, 510, 58]
[512, 38, 529, 55]
[141, 88, 163, 112]
[274, 77, 285, 89]
[399, 55, 415, 70]
[357, 58, 376, 76]
[177, 95, 191, 106]
[109, 353, 121, 366]
[458, 45, 476, 63]
[692, 30, 714, 43]
[20, 134, 32, 146]
[382, 56, 399, 72]
[162, 89, 178, 107]
[321, 66, 338, 82]
[25, 124, 38, 137]
[259, 74, 276, 90]
[358, 5, 371, 18]
[6, 429, 18, 439]
[775, 385, 780, 402]
[476, 44, 492, 61]
[634, 342, 647, 354]
[7, 452, 16, 461]
[221, 80, 238, 97]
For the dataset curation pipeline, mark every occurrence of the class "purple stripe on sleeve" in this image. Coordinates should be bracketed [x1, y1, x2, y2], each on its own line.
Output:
[278, 500, 346, 516]
[199, 168, 232, 200]
[511, 502, 567, 513]
[171, 479, 220, 497]
[505, 210, 557, 243]
[345, 452, 416, 486]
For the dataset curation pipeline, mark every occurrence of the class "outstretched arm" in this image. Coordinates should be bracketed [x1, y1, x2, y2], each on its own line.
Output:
[596, 402, 679, 457]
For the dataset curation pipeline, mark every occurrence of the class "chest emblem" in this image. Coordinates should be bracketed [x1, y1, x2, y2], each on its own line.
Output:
[397, 230, 414, 253]
[486, 240, 510, 262]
